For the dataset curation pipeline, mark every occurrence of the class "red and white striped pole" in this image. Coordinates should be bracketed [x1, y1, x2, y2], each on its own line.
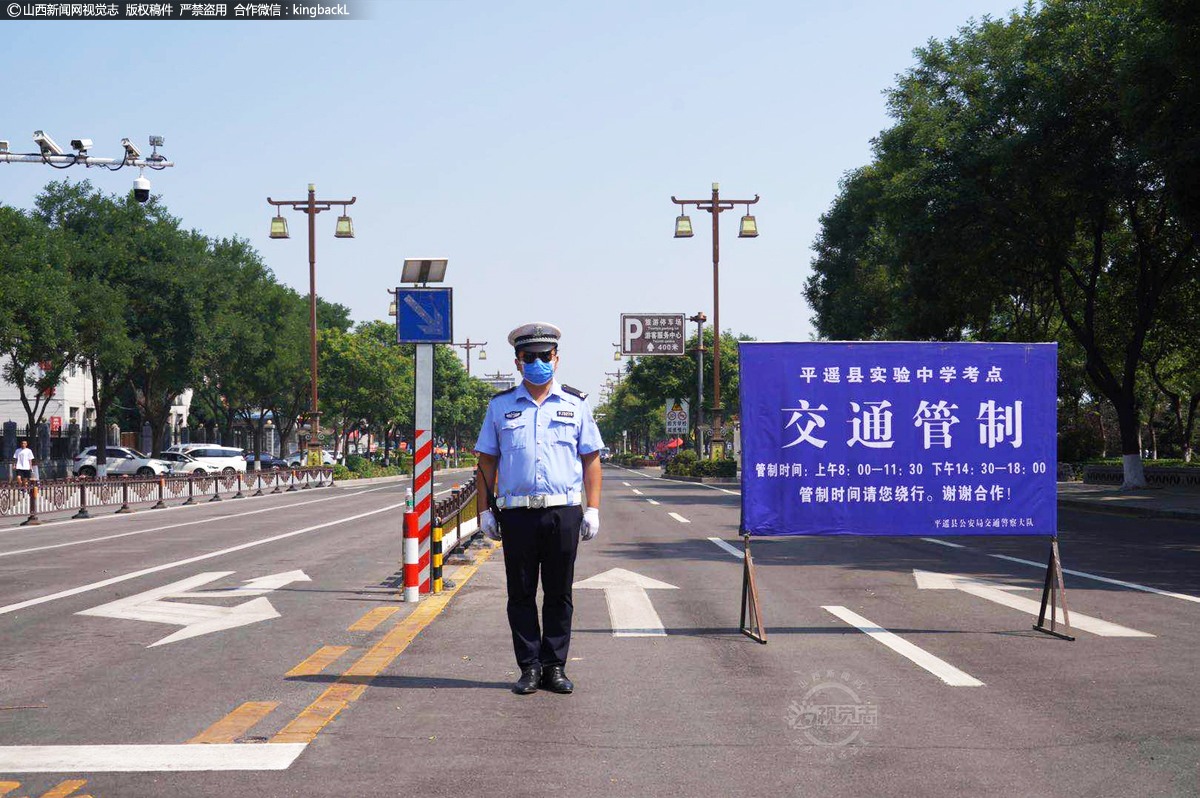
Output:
[412, 343, 435, 596]
[403, 510, 420, 602]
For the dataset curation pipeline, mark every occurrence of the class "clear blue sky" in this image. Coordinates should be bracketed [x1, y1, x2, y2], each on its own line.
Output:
[2, 0, 1020, 403]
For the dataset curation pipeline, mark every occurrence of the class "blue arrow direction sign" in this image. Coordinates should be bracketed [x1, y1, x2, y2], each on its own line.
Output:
[396, 287, 453, 343]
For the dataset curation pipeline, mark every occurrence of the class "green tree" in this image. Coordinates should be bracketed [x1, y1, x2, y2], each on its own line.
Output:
[0, 205, 76, 431]
[804, 1, 1200, 488]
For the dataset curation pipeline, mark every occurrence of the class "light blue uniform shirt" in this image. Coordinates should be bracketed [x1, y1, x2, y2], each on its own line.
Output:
[475, 381, 604, 503]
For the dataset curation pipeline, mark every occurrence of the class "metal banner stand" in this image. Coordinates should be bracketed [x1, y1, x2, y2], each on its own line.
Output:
[1033, 538, 1075, 641]
[739, 534, 767, 644]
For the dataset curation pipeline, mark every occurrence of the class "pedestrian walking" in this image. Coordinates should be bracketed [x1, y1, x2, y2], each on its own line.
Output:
[13, 439, 34, 484]
[475, 322, 604, 695]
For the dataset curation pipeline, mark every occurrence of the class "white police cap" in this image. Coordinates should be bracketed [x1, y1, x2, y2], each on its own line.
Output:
[508, 322, 562, 352]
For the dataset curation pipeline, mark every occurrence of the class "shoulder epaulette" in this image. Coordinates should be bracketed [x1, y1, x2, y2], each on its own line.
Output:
[493, 386, 517, 397]
[562, 384, 588, 400]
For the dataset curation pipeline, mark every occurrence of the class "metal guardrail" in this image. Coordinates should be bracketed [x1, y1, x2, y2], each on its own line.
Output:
[2, 467, 335, 526]
[426, 477, 481, 592]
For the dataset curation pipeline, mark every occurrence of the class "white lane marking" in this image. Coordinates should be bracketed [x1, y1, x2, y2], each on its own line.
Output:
[668, 512, 690, 524]
[622, 481, 631, 487]
[631, 488, 643, 495]
[912, 569, 1155, 637]
[707, 537, 743, 559]
[920, 537, 966, 548]
[646, 499, 660, 506]
[921, 538, 1200, 605]
[0, 743, 307, 772]
[989, 552, 1200, 605]
[822, 605, 984, 687]
[0, 502, 405, 616]
[0, 485, 398, 559]
[574, 568, 677, 637]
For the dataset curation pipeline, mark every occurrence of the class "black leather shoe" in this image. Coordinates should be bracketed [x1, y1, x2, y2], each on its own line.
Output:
[513, 665, 541, 695]
[539, 665, 573, 694]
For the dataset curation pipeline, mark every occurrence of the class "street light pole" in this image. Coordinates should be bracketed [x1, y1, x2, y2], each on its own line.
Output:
[267, 184, 357, 466]
[688, 312, 707, 458]
[672, 183, 758, 458]
[451, 338, 488, 376]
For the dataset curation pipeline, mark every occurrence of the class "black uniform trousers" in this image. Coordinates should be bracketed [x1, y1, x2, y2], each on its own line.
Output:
[498, 505, 582, 669]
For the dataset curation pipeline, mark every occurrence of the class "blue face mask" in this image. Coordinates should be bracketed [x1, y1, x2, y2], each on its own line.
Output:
[522, 357, 554, 385]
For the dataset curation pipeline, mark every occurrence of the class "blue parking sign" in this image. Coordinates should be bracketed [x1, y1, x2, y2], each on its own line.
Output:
[396, 287, 453, 344]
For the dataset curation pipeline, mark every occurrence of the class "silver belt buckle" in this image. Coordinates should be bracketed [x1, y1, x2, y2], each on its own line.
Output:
[529, 495, 546, 509]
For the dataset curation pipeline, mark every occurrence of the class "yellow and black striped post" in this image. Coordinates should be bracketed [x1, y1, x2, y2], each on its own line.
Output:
[431, 525, 444, 593]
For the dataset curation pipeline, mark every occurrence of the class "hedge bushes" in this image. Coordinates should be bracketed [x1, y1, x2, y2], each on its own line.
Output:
[614, 453, 657, 468]
[665, 451, 738, 478]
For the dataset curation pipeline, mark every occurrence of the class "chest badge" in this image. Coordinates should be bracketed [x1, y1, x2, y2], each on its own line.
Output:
[504, 411, 522, 420]
[556, 410, 575, 418]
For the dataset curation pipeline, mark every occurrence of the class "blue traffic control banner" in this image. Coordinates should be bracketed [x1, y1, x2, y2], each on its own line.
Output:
[396, 287, 453, 344]
[739, 342, 1057, 537]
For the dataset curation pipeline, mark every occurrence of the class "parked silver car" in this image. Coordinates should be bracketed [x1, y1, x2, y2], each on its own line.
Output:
[158, 451, 221, 476]
[73, 446, 172, 478]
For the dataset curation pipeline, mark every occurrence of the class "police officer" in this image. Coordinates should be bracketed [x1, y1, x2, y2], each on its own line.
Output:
[474, 322, 603, 695]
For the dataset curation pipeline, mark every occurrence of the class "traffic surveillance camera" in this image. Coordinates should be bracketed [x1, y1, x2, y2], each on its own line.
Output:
[33, 130, 64, 156]
[120, 138, 142, 160]
[133, 173, 151, 203]
[70, 138, 94, 154]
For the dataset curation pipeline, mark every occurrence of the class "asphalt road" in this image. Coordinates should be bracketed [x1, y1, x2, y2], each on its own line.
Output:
[1, 465, 1197, 797]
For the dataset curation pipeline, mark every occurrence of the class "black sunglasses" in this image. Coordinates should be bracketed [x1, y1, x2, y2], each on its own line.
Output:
[519, 350, 555, 364]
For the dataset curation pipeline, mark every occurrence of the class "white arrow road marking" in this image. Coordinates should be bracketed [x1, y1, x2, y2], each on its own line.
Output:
[77, 570, 309, 647]
[912, 569, 1155, 637]
[0, 502, 403, 616]
[173, 569, 311, 598]
[574, 568, 678, 637]
[0, 743, 307, 773]
[668, 512, 690, 524]
[823, 606, 984, 687]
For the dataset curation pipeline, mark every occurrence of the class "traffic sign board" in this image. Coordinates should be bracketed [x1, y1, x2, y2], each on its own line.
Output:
[665, 398, 690, 434]
[396, 287, 453, 344]
[621, 313, 686, 356]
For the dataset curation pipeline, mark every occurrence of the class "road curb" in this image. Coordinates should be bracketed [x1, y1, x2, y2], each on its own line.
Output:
[661, 475, 741, 485]
[332, 467, 476, 488]
[332, 474, 408, 487]
[1057, 497, 1200, 522]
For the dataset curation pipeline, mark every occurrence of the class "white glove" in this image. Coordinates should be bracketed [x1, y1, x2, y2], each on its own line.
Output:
[480, 509, 501, 541]
[580, 507, 600, 542]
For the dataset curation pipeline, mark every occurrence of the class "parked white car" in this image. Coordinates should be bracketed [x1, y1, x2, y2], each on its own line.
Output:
[170, 444, 248, 475]
[158, 451, 222, 476]
[73, 446, 172, 478]
[284, 449, 336, 467]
